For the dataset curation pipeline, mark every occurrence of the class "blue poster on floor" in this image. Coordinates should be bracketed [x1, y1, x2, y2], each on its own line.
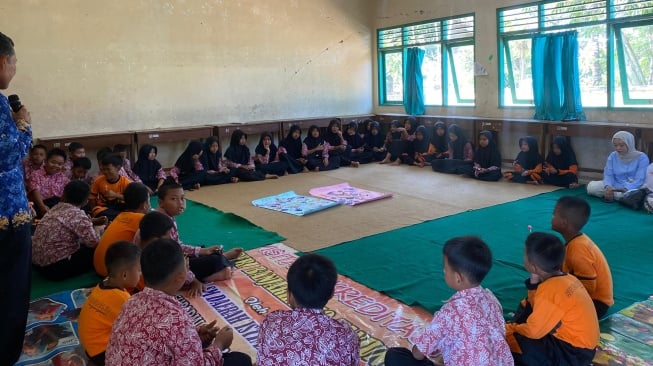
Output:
[16, 289, 92, 366]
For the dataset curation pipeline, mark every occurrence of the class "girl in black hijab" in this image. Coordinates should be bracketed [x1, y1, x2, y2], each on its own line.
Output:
[344, 121, 370, 165]
[503, 136, 544, 184]
[171, 141, 206, 190]
[431, 121, 449, 159]
[380, 120, 406, 165]
[303, 125, 339, 171]
[279, 125, 307, 173]
[472, 130, 502, 181]
[200, 136, 238, 185]
[431, 124, 474, 175]
[224, 130, 278, 181]
[543, 135, 579, 188]
[411, 125, 435, 167]
[254, 132, 288, 176]
[133, 144, 167, 192]
[324, 118, 352, 167]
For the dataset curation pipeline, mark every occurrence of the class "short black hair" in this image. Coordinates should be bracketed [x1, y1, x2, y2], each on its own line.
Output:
[72, 157, 92, 170]
[123, 182, 150, 210]
[139, 211, 174, 244]
[555, 196, 591, 230]
[525, 232, 565, 273]
[0, 32, 14, 57]
[141, 238, 184, 287]
[113, 144, 129, 153]
[105, 241, 141, 277]
[101, 153, 123, 168]
[31, 144, 47, 153]
[96, 147, 113, 161]
[68, 142, 84, 154]
[158, 183, 183, 200]
[62, 180, 90, 205]
[287, 253, 337, 309]
[46, 148, 67, 162]
[443, 236, 493, 284]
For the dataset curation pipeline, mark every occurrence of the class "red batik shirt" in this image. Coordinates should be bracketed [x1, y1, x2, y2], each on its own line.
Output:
[106, 287, 222, 366]
[409, 286, 513, 366]
[257, 307, 360, 366]
[32, 202, 99, 266]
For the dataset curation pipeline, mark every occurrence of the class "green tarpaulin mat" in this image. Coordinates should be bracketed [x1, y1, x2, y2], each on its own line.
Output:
[316, 188, 652, 317]
[30, 199, 285, 299]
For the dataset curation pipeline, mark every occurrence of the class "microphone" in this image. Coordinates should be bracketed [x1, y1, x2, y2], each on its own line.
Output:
[8, 94, 22, 113]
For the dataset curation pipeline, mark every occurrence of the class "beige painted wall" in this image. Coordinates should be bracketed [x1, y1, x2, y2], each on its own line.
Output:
[372, 0, 652, 125]
[3, 0, 374, 139]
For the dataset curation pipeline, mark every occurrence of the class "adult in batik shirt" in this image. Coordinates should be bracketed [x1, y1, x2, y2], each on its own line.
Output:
[257, 254, 360, 366]
[0, 31, 33, 365]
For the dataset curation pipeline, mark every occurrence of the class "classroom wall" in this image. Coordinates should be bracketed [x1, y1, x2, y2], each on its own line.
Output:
[372, 0, 652, 125]
[3, 0, 374, 139]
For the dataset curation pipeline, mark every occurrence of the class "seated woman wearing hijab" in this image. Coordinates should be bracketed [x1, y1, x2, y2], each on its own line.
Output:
[169, 141, 206, 190]
[254, 132, 288, 177]
[472, 130, 502, 182]
[431, 124, 474, 175]
[587, 131, 649, 202]
[200, 136, 238, 185]
[543, 136, 580, 188]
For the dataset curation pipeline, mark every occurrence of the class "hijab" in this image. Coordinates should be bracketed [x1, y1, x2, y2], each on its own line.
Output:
[280, 125, 302, 158]
[224, 129, 251, 165]
[413, 125, 431, 154]
[475, 130, 502, 168]
[324, 119, 344, 147]
[432, 121, 448, 153]
[515, 136, 543, 169]
[404, 117, 418, 136]
[612, 130, 643, 163]
[132, 144, 162, 179]
[201, 136, 222, 171]
[303, 125, 324, 150]
[546, 136, 577, 169]
[388, 120, 403, 140]
[344, 121, 365, 149]
[448, 124, 470, 160]
[364, 122, 385, 149]
[174, 141, 203, 174]
[255, 132, 278, 160]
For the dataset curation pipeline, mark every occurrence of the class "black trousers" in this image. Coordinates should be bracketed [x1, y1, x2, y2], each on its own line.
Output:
[189, 254, 231, 281]
[0, 223, 32, 366]
[513, 333, 595, 366]
[384, 347, 435, 366]
[34, 246, 96, 281]
[223, 351, 253, 366]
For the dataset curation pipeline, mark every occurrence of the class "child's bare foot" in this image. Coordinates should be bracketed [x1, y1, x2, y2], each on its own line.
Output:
[569, 182, 580, 189]
[302, 167, 309, 173]
[204, 268, 233, 282]
[379, 158, 390, 164]
[390, 159, 401, 166]
[224, 248, 243, 260]
[193, 183, 201, 190]
[265, 174, 279, 179]
[526, 180, 540, 185]
[313, 167, 320, 172]
[230, 177, 239, 183]
[351, 161, 360, 168]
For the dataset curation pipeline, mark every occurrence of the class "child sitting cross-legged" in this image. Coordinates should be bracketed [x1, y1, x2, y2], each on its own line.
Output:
[257, 253, 360, 366]
[78, 241, 141, 366]
[506, 232, 599, 365]
[156, 183, 243, 297]
[384, 236, 513, 366]
[106, 238, 252, 366]
[32, 180, 107, 281]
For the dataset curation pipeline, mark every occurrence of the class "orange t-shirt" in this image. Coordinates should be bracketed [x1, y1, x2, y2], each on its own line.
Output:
[563, 234, 614, 307]
[78, 283, 130, 357]
[506, 274, 599, 351]
[93, 211, 144, 277]
[90, 175, 132, 217]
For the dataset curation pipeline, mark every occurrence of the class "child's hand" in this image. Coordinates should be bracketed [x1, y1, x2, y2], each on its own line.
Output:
[106, 189, 119, 199]
[187, 279, 205, 298]
[197, 319, 219, 347]
[214, 326, 234, 351]
[521, 170, 530, 177]
[200, 245, 223, 256]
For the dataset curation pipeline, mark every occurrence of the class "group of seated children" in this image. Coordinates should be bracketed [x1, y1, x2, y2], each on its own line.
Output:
[65, 190, 610, 365]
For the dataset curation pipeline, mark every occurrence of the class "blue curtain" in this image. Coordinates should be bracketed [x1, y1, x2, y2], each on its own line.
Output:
[531, 31, 585, 121]
[403, 47, 425, 115]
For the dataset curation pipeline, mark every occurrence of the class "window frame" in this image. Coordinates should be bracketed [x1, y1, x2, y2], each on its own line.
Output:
[377, 14, 476, 107]
[497, 0, 653, 109]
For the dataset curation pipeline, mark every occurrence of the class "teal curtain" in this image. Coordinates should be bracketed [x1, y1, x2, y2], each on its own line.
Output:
[403, 47, 425, 115]
[531, 31, 585, 121]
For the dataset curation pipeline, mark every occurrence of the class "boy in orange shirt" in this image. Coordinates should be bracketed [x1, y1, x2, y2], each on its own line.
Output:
[93, 182, 150, 277]
[79, 241, 141, 365]
[90, 153, 131, 220]
[506, 232, 599, 365]
[552, 196, 613, 318]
